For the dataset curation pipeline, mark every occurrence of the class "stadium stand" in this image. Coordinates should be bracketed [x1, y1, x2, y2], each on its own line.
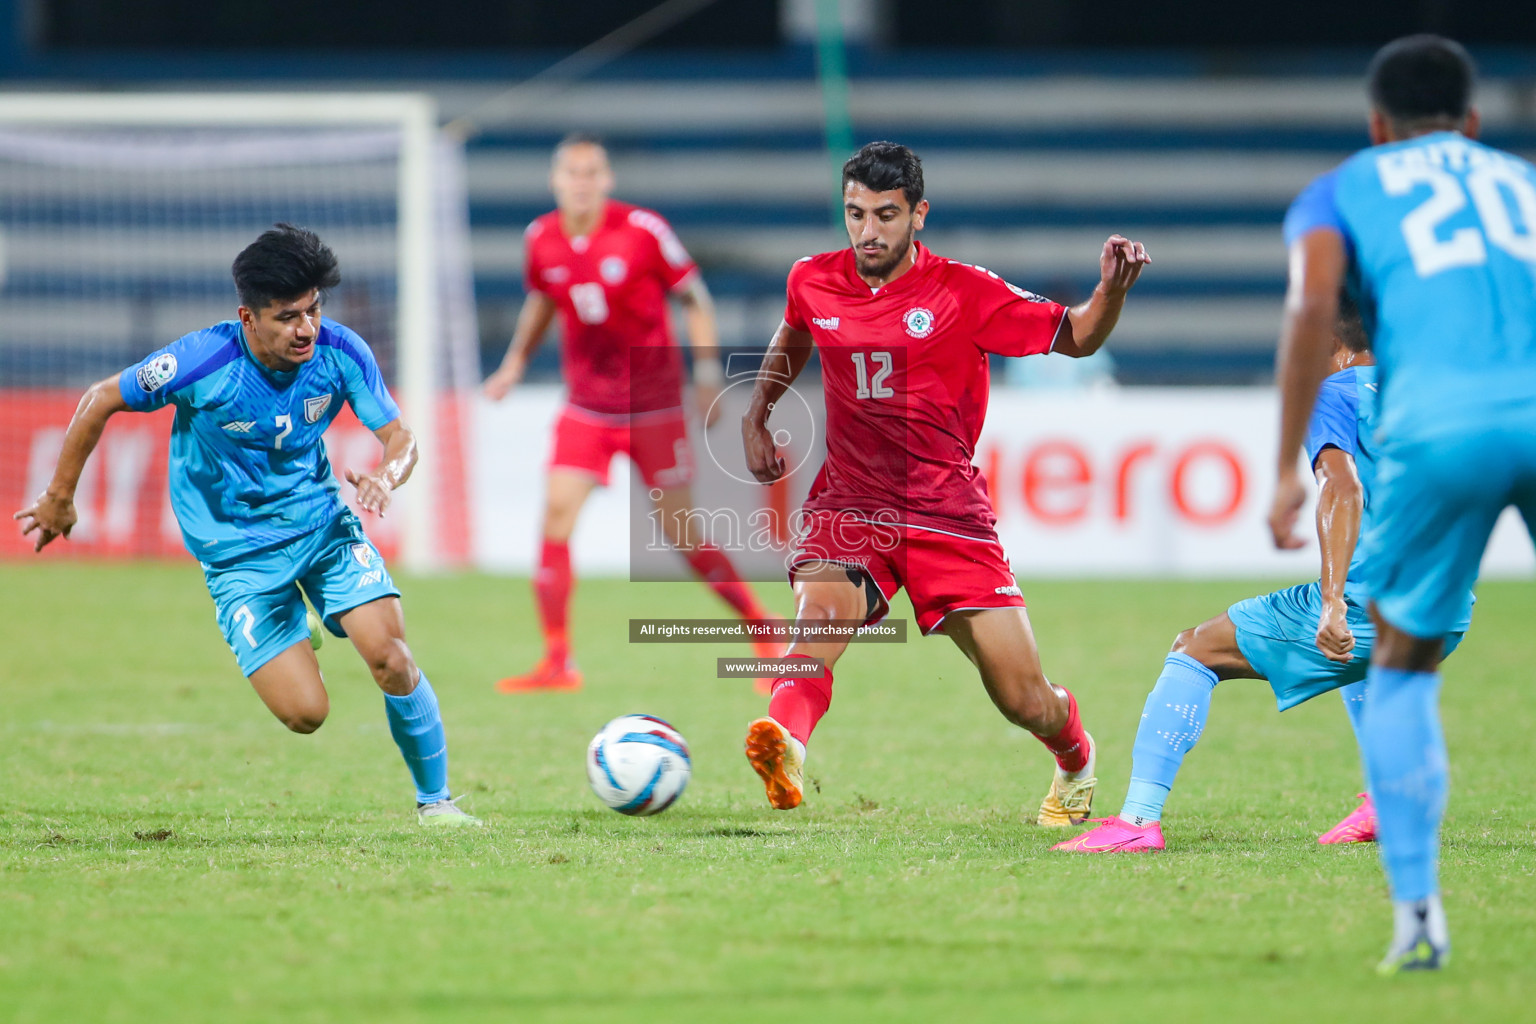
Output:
[5, 71, 1535, 386]
[444, 74, 1536, 384]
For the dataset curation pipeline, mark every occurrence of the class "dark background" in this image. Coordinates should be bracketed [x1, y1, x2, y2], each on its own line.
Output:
[34, 0, 1536, 52]
[39, 0, 781, 50]
[894, 0, 1536, 49]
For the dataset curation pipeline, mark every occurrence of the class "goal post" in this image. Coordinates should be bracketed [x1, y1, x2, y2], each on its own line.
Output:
[0, 92, 470, 571]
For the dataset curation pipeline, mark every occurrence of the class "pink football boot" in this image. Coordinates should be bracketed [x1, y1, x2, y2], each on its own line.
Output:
[1318, 793, 1377, 844]
[1052, 816, 1165, 853]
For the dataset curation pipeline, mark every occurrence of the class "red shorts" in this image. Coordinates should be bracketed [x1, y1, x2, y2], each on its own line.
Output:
[548, 404, 694, 489]
[788, 512, 1026, 635]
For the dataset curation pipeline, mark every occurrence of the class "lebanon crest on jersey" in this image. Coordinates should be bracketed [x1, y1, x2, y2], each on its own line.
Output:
[902, 307, 936, 338]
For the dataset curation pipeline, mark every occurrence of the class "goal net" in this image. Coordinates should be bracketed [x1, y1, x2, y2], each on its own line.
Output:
[0, 93, 478, 569]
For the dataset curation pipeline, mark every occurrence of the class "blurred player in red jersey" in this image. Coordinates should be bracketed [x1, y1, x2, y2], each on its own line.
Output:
[484, 134, 774, 692]
[740, 142, 1149, 822]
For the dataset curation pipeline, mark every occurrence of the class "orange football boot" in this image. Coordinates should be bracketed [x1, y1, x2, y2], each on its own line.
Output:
[744, 717, 804, 809]
[495, 657, 582, 693]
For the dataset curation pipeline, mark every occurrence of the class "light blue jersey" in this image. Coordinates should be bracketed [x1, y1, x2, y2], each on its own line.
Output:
[1304, 365, 1380, 608]
[1285, 129, 1534, 638]
[118, 318, 400, 565]
[1231, 364, 1470, 709]
[1285, 131, 1536, 442]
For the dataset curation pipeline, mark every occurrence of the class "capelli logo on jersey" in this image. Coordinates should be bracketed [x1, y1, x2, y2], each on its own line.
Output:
[902, 307, 936, 338]
[994, 585, 1023, 598]
[812, 317, 840, 330]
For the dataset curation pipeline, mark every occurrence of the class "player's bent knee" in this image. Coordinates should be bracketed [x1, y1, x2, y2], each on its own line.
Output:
[365, 638, 417, 693]
[275, 697, 329, 734]
[1170, 625, 1228, 672]
[282, 711, 327, 734]
[800, 600, 843, 623]
[796, 582, 867, 624]
[995, 683, 1060, 734]
[1012, 699, 1056, 734]
[1170, 627, 1198, 653]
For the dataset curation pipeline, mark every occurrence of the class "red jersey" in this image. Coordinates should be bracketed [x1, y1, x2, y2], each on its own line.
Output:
[524, 200, 697, 415]
[783, 242, 1067, 538]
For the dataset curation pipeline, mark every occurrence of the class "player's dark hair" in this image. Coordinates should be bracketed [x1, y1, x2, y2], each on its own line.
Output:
[554, 132, 607, 160]
[842, 141, 924, 210]
[1367, 35, 1476, 126]
[1337, 292, 1369, 353]
[232, 223, 341, 311]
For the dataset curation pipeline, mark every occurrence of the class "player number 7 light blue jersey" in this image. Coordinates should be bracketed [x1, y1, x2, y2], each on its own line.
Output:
[118, 318, 400, 564]
[1284, 131, 1536, 441]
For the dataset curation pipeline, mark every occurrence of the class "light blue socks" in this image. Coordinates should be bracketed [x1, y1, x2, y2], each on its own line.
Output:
[1362, 667, 1446, 902]
[1120, 652, 1219, 825]
[1339, 679, 1370, 786]
[384, 673, 450, 805]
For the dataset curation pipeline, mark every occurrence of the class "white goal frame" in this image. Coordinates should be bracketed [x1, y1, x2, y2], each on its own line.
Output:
[0, 93, 443, 570]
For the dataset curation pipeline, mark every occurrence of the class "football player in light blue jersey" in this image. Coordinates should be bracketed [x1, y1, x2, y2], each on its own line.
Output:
[1271, 36, 1536, 973]
[15, 224, 480, 827]
[1055, 305, 1470, 856]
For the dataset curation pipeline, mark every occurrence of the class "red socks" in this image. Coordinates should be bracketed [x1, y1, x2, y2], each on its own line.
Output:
[682, 544, 767, 620]
[534, 538, 572, 664]
[1037, 687, 1089, 773]
[767, 655, 833, 745]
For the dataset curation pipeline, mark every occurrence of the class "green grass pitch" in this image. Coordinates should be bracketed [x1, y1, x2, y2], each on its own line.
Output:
[2, 563, 1533, 1023]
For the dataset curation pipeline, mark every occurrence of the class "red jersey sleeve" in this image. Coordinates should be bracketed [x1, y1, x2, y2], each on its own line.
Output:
[522, 220, 547, 295]
[782, 258, 811, 332]
[627, 207, 697, 291]
[957, 263, 1068, 357]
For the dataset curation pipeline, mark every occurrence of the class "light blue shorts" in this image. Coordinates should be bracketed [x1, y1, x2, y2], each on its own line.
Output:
[203, 510, 400, 676]
[1229, 582, 1464, 711]
[1365, 425, 1536, 639]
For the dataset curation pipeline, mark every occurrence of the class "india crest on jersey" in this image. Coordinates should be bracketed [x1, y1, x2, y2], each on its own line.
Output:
[304, 394, 332, 424]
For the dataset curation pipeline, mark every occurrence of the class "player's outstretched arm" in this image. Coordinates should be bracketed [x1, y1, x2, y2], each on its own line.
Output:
[484, 292, 557, 401]
[13, 376, 129, 551]
[1313, 447, 1363, 662]
[741, 321, 814, 483]
[1270, 230, 1347, 550]
[676, 275, 725, 428]
[344, 418, 417, 518]
[1055, 234, 1150, 357]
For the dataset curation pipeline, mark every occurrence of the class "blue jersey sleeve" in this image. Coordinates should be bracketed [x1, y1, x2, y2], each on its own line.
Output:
[118, 327, 241, 412]
[1305, 372, 1359, 469]
[324, 321, 401, 430]
[1283, 168, 1348, 248]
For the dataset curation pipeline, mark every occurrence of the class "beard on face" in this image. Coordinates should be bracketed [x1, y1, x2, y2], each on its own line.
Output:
[854, 229, 913, 279]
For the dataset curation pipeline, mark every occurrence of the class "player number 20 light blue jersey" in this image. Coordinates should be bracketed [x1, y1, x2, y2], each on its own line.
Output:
[118, 318, 400, 564]
[1284, 131, 1536, 440]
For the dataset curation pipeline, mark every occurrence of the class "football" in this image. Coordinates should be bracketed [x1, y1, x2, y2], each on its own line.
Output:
[585, 714, 692, 815]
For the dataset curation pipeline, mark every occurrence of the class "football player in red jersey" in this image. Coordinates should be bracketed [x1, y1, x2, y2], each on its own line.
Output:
[740, 141, 1148, 822]
[484, 134, 775, 692]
